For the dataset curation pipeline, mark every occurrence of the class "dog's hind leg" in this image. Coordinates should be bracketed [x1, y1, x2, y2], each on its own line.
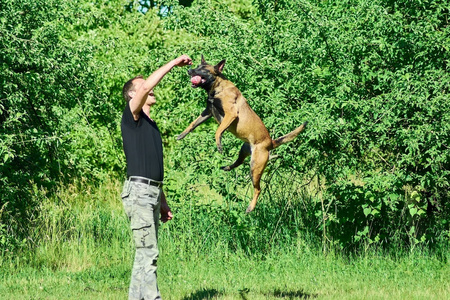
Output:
[246, 146, 269, 213]
[221, 143, 251, 171]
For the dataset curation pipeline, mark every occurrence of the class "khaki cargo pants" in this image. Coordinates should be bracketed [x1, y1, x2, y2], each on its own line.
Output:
[121, 177, 162, 300]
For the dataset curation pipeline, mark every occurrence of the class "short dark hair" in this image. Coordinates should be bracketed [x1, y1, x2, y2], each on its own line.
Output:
[122, 75, 143, 103]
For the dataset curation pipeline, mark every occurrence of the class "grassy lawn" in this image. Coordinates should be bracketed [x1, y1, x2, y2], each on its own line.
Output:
[160, 249, 450, 300]
[2, 247, 449, 300]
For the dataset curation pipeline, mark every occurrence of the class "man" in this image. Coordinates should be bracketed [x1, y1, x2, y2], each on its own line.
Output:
[120, 54, 192, 300]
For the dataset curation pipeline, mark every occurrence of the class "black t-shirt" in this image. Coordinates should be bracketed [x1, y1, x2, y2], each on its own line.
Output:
[121, 102, 164, 181]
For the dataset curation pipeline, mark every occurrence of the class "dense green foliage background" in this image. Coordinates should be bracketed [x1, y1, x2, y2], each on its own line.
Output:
[1, 0, 449, 256]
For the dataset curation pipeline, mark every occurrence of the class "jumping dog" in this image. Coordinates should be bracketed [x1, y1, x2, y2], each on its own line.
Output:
[177, 56, 307, 213]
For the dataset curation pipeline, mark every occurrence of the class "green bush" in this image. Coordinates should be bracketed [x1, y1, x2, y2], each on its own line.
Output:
[162, 0, 450, 250]
[1, 0, 449, 253]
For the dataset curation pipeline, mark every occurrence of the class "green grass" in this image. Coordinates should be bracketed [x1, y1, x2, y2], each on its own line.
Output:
[159, 249, 450, 300]
[1, 179, 449, 299]
[2, 245, 450, 299]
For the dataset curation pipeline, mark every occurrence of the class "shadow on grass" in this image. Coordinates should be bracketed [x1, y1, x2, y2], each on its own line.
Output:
[181, 288, 222, 300]
[238, 287, 317, 299]
[269, 288, 318, 299]
[181, 287, 317, 300]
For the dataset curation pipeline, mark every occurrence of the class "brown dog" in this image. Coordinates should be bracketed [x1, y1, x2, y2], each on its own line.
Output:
[177, 56, 307, 213]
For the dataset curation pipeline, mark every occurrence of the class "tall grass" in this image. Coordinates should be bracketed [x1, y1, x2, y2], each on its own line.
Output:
[0, 179, 131, 271]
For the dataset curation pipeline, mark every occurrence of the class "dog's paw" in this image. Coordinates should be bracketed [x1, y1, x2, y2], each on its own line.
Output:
[217, 144, 223, 153]
[176, 133, 186, 140]
[221, 166, 231, 171]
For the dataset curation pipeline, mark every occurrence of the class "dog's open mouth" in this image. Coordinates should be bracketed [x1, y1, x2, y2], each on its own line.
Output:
[190, 75, 205, 88]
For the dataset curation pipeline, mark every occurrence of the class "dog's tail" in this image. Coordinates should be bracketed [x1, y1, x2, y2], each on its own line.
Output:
[271, 121, 308, 150]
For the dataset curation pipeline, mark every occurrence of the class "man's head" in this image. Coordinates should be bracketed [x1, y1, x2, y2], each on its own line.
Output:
[122, 76, 142, 103]
[122, 76, 155, 106]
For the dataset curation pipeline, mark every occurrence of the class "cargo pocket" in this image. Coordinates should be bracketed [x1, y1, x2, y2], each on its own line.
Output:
[142, 185, 160, 206]
[130, 196, 156, 230]
[132, 225, 158, 250]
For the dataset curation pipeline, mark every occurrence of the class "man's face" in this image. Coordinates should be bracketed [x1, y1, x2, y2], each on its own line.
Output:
[146, 89, 156, 106]
[131, 78, 156, 106]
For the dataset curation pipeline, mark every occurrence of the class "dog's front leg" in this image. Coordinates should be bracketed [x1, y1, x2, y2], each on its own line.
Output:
[177, 108, 212, 140]
[215, 114, 236, 153]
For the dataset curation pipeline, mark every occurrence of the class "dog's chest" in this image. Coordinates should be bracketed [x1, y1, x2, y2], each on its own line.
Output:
[208, 95, 225, 123]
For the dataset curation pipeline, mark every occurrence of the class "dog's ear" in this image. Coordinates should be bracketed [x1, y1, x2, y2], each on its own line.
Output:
[216, 59, 226, 73]
[201, 55, 206, 64]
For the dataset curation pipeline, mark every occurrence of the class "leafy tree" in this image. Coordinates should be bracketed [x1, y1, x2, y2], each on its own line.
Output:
[1, 0, 98, 243]
[0, 0, 170, 247]
[161, 0, 450, 249]
[1, 0, 448, 252]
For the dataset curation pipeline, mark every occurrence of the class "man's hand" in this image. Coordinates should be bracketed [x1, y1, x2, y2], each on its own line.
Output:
[129, 54, 192, 118]
[160, 191, 173, 223]
[173, 54, 192, 68]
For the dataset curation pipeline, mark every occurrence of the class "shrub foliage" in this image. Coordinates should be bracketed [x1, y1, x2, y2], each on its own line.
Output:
[1, 0, 449, 252]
